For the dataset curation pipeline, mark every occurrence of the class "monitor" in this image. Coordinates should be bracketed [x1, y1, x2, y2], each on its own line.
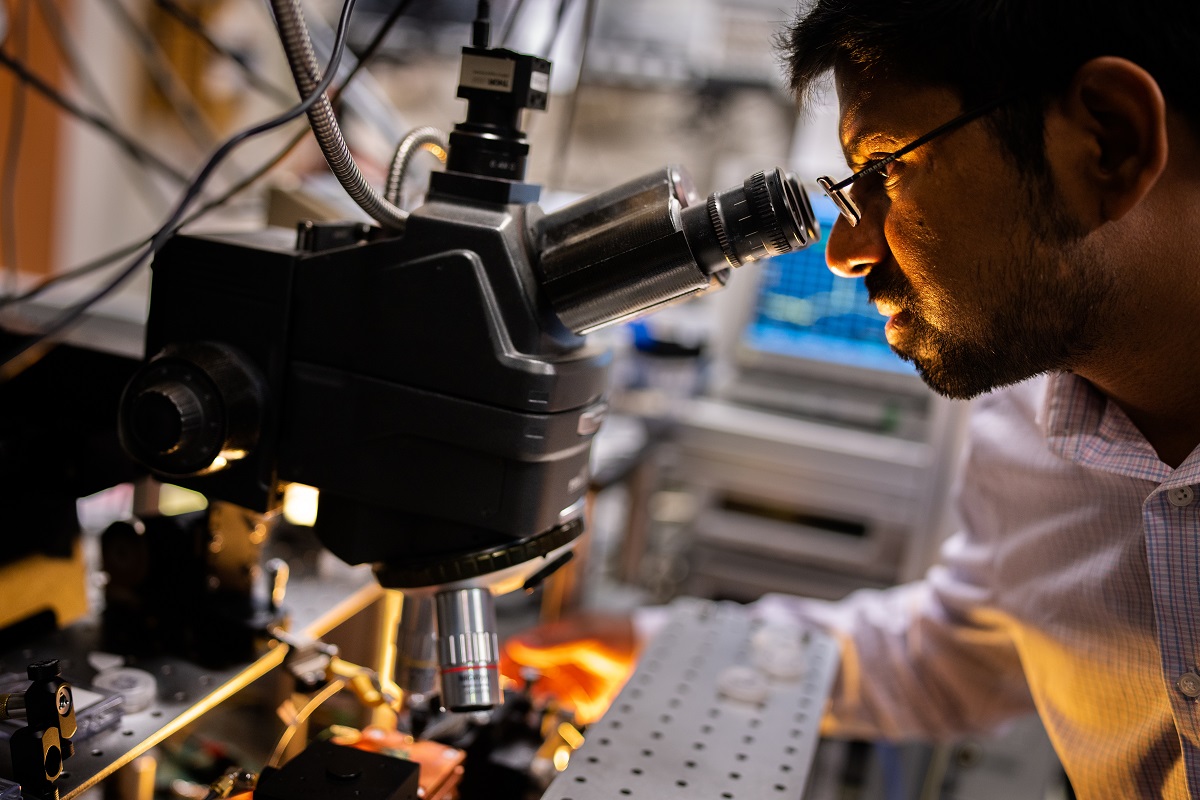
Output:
[742, 193, 913, 375]
[711, 190, 935, 434]
[727, 191, 927, 393]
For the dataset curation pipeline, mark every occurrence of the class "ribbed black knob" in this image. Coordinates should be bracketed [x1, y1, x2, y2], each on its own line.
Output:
[26, 660, 61, 682]
[129, 383, 203, 456]
[747, 171, 791, 256]
[119, 342, 266, 478]
[707, 168, 810, 268]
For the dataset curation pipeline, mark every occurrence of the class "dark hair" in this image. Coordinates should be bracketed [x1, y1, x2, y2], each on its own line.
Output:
[781, 0, 1200, 175]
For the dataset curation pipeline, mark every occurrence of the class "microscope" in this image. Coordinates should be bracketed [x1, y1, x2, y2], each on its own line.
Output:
[114, 18, 818, 717]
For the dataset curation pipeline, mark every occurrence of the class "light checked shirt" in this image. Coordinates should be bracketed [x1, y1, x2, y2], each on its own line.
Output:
[777, 372, 1200, 798]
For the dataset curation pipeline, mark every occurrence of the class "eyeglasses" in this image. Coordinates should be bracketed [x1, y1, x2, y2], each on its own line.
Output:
[817, 97, 1008, 226]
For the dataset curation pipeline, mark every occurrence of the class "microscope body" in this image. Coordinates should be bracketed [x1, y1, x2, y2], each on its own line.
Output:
[118, 37, 817, 711]
[123, 193, 610, 580]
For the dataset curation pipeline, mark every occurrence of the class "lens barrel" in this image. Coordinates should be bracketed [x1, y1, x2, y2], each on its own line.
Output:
[396, 593, 439, 701]
[435, 588, 501, 711]
[683, 169, 817, 271]
[535, 167, 818, 334]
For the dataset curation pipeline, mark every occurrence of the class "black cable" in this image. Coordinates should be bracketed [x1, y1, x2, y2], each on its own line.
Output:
[34, 0, 111, 113]
[546, 0, 596, 190]
[184, 0, 420, 221]
[473, 0, 491, 47]
[345, 0, 416, 74]
[502, 0, 575, 54]
[542, 0, 573, 55]
[0, 239, 145, 310]
[32, 0, 173, 212]
[101, 0, 219, 154]
[1, 0, 29, 298]
[153, 0, 296, 107]
[33, 0, 127, 121]
[498, 0, 528, 47]
[0, 122, 307, 312]
[0, 0, 417, 313]
[0, 51, 192, 186]
[0, 0, 364, 381]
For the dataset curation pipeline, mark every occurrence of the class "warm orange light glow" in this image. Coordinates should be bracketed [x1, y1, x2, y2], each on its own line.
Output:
[499, 613, 638, 726]
[425, 143, 448, 163]
[557, 722, 585, 750]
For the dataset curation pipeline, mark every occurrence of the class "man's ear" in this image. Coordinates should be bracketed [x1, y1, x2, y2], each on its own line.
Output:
[1051, 57, 1168, 223]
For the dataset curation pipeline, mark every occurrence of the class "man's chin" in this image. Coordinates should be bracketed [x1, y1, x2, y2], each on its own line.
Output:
[912, 361, 988, 400]
[885, 323, 1007, 400]
[904, 348, 1028, 401]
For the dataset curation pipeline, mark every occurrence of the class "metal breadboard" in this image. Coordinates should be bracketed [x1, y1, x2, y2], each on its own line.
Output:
[541, 597, 838, 800]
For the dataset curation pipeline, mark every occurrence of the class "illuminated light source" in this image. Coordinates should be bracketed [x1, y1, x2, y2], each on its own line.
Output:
[553, 745, 571, 772]
[283, 483, 320, 527]
[499, 616, 638, 726]
[159, 484, 208, 516]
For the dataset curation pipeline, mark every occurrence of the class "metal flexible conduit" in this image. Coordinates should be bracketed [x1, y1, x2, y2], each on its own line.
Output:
[270, 0, 408, 231]
[384, 126, 449, 205]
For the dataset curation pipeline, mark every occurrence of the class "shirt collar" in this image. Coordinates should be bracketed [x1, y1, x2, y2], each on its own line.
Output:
[1039, 371, 1176, 482]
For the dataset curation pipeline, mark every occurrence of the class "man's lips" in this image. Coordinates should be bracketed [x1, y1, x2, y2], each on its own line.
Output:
[873, 299, 911, 341]
[873, 299, 904, 318]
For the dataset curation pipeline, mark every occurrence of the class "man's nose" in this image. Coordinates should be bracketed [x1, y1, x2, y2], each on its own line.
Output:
[824, 212, 888, 279]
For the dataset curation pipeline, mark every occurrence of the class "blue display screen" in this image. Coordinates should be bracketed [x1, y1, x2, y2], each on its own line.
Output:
[741, 193, 915, 376]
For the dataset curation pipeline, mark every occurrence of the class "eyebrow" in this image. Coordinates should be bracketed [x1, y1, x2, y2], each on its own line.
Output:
[841, 129, 900, 165]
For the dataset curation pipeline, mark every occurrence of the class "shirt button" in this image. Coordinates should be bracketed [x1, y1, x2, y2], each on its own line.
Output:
[1167, 486, 1196, 507]
[1179, 671, 1200, 698]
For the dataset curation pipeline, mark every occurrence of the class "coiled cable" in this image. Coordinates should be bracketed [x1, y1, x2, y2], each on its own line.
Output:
[384, 126, 448, 206]
[269, 0, 407, 230]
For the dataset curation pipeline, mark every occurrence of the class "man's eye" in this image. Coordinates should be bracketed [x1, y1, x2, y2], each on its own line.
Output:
[871, 157, 899, 180]
[850, 157, 895, 188]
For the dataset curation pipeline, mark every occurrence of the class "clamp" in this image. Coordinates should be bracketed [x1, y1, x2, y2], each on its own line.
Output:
[0, 660, 77, 800]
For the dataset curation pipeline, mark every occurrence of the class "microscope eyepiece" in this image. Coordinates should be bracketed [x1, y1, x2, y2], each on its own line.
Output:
[535, 167, 819, 334]
[692, 168, 816, 271]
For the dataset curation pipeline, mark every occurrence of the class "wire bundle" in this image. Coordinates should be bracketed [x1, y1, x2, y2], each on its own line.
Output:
[0, 0, 591, 380]
[0, 0, 417, 379]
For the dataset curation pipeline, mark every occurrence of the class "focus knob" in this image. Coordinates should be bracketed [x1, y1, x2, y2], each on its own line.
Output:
[26, 660, 62, 683]
[707, 168, 814, 268]
[119, 342, 266, 478]
[129, 382, 204, 456]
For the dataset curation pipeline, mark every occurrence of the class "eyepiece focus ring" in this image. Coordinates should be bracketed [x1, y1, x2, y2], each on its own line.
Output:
[748, 171, 792, 256]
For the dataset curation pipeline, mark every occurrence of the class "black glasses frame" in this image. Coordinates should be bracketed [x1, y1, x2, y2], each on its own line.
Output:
[817, 97, 1009, 226]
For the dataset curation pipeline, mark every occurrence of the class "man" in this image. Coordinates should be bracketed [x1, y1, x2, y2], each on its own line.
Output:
[773, 1, 1200, 796]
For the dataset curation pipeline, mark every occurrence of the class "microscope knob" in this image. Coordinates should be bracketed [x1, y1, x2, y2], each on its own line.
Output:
[26, 661, 62, 683]
[119, 342, 266, 478]
[129, 382, 205, 455]
[700, 167, 810, 271]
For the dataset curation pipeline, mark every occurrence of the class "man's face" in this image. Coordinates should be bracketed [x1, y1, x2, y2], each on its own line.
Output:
[824, 70, 1114, 399]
